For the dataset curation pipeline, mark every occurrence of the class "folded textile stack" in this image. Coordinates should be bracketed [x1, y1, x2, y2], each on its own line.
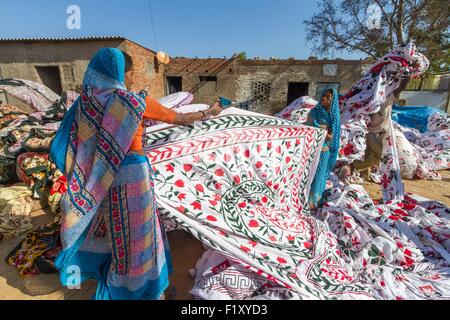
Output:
[0, 184, 34, 243]
[0, 81, 75, 247]
[16, 152, 65, 213]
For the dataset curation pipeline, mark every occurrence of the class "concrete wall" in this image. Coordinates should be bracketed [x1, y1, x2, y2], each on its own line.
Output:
[400, 91, 450, 112]
[0, 39, 165, 98]
[0, 39, 123, 92]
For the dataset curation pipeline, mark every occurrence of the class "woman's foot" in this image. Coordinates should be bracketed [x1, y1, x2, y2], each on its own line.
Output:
[165, 286, 177, 300]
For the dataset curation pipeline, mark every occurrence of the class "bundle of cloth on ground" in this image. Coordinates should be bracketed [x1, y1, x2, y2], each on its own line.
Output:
[143, 107, 450, 300]
[0, 82, 76, 248]
[142, 43, 449, 300]
[0, 79, 60, 112]
[4, 43, 450, 300]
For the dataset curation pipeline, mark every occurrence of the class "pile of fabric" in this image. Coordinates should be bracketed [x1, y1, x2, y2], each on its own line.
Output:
[0, 80, 77, 248]
[4, 45, 449, 300]
[0, 184, 35, 242]
[5, 215, 61, 277]
[143, 106, 450, 300]
[0, 79, 60, 112]
[277, 44, 450, 185]
[140, 43, 449, 300]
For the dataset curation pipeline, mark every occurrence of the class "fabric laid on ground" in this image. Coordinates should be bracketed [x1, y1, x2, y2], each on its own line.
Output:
[144, 109, 414, 299]
[190, 180, 450, 300]
[428, 112, 450, 132]
[417, 130, 450, 151]
[0, 184, 34, 243]
[6, 215, 61, 277]
[190, 249, 297, 300]
[317, 183, 450, 300]
[0, 79, 60, 112]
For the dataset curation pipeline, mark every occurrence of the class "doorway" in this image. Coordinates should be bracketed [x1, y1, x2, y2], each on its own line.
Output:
[166, 76, 183, 94]
[35, 66, 63, 94]
[287, 82, 309, 106]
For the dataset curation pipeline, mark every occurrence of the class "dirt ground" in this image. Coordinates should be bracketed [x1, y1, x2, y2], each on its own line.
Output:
[364, 169, 450, 207]
[1, 169, 449, 300]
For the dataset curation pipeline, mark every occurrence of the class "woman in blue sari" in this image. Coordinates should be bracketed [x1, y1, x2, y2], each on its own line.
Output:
[52, 48, 221, 300]
[307, 89, 341, 209]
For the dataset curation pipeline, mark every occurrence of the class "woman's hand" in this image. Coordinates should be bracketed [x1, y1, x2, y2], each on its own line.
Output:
[173, 101, 222, 126]
[206, 101, 222, 117]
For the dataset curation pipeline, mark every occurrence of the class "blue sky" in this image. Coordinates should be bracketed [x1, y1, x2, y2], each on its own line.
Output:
[0, 0, 365, 59]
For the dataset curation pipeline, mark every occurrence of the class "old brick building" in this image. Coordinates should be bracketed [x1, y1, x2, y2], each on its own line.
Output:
[0, 36, 374, 115]
[165, 56, 371, 115]
[0, 36, 166, 98]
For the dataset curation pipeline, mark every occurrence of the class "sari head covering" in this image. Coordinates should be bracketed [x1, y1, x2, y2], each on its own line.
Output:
[57, 48, 146, 252]
[56, 48, 172, 300]
[308, 88, 341, 207]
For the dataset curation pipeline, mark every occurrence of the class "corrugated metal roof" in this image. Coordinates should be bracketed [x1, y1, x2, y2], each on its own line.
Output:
[0, 36, 157, 53]
[0, 36, 125, 42]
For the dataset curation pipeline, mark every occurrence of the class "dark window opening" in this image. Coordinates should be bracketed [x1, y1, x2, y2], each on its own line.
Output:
[287, 82, 309, 105]
[199, 76, 217, 82]
[166, 76, 182, 94]
[35, 66, 62, 94]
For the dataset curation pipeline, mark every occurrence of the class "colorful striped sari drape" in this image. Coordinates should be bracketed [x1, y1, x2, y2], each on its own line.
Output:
[55, 48, 171, 300]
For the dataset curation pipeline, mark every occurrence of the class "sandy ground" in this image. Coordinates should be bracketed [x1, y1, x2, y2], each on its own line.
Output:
[1, 169, 449, 300]
[364, 170, 450, 207]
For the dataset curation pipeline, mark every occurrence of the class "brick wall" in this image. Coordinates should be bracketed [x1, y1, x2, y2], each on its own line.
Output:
[122, 40, 165, 99]
[0, 38, 165, 98]
[166, 57, 365, 115]
[165, 57, 238, 104]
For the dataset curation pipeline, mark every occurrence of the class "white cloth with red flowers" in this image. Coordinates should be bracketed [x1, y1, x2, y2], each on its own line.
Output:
[144, 107, 450, 300]
[189, 180, 450, 300]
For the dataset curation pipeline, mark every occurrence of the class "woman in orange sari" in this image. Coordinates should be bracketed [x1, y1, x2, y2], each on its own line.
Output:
[54, 48, 221, 300]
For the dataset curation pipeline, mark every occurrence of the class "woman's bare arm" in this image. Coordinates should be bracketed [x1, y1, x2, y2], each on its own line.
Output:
[172, 102, 222, 126]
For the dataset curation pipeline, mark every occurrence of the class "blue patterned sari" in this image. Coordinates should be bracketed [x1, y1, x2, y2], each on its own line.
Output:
[53, 48, 172, 300]
[307, 89, 341, 208]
